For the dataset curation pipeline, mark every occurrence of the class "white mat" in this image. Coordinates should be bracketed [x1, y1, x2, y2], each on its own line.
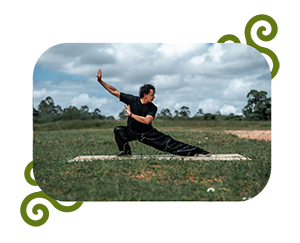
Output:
[68, 154, 251, 162]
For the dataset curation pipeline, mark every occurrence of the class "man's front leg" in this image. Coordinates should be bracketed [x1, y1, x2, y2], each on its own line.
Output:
[114, 126, 133, 156]
[123, 142, 132, 156]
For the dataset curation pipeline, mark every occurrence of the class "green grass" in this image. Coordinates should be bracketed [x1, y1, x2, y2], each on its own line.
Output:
[34, 119, 271, 132]
[33, 123, 271, 201]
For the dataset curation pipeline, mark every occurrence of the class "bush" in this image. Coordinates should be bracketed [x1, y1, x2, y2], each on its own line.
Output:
[225, 115, 243, 121]
[203, 113, 216, 121]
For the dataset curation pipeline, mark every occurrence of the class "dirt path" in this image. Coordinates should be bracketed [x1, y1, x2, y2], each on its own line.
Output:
[227, 130, 271, 140]
[158, 127, 271, 140]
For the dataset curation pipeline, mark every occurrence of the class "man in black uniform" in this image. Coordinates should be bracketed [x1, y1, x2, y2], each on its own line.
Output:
[96, 69, 211, 157]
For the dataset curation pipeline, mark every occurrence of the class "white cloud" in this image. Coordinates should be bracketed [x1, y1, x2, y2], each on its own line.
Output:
[33, 89, 83, 107]
[197, 98, 222, 114]
[189, 55, 207, 65]
[222, 78, 252, 100]
[33, 88, 75, 103]
[157, 43, 187, 56]
[71, 93, 107, 111]
[208, 44, 226, 63]
[33, 88, 48, 99]
[33, 43, 271, 117]
[151, 74, 182, 91]
[220, 105, 238, 115]
[36, 43, 266, 83]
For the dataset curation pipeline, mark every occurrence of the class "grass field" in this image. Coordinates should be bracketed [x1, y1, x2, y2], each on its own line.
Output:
[33, 120, 271, 201]
[33, 119, 271, 132]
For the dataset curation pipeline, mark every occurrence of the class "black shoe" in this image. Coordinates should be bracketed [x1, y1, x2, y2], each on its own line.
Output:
[196, 149, 212, 157]
[117, 151, 132, 157]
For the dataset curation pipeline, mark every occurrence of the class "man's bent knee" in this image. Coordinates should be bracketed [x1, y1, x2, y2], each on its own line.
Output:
[114, 126, 122, 134]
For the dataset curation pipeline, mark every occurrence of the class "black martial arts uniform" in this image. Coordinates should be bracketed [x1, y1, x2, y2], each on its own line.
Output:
[114, 92, 209, 156]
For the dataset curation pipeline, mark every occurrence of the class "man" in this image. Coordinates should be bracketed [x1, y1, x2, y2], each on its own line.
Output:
[96, 69, 211, 157]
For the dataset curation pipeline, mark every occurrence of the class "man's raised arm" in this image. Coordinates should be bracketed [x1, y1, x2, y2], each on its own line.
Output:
[96, 69, 120, 98]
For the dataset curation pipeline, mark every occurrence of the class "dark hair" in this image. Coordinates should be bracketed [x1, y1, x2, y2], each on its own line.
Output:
[139, 84, 155, 98]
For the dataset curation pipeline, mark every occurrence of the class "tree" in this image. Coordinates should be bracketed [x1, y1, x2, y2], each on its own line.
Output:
[52, 105, 63, 121]
[118, 109, 127, 119]
[242, 90, 271, 121]
[157, 108, 172, 119]
[195, 108, 204, 116]
[225, 113, 243, 121]
[54, 105, 63, 115]
[203, 113, 216, 120]
[91, 108, 102, 119]
[80, 105, 91, 120]
[37, 96, 57, 123]
[174, 106, 190, 118]
[62, 106, 81, 120]
[179, 106, 190, 117]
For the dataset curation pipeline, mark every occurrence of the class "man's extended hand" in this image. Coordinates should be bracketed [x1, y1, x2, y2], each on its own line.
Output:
[96, 68, 121, 98]
[96, 69, 102, 82]
[124, 105, 132, 116]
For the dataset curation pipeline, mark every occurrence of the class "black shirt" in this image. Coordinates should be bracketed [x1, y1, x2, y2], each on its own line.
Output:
[120, 92, 157, 133]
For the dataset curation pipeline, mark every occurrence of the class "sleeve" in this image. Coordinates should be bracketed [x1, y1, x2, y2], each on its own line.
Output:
[147, 104, 158, 118]
[120, 92, 136, 105]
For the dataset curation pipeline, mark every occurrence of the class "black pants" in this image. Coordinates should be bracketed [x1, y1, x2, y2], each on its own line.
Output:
[114, 126, 202, 156]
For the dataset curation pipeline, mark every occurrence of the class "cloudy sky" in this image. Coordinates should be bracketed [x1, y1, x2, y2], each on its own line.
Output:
[33, 43, 271, 118]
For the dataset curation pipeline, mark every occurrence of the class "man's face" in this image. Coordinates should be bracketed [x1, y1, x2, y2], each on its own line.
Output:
[144, 89, 155, 103]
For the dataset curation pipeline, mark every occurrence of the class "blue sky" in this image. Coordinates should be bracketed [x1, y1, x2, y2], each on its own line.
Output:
[33, 65, 88, 82]
[33, 43, 271, 118]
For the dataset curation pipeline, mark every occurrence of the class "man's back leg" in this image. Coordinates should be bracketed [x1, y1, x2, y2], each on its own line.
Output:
[140, 128, 211, 156]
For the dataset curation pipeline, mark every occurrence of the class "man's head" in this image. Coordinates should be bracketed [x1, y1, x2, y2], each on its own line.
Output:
[139, 84, 156, 103]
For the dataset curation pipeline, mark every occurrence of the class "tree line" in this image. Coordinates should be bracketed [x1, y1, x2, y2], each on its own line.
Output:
[33, 89, 271, 123]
